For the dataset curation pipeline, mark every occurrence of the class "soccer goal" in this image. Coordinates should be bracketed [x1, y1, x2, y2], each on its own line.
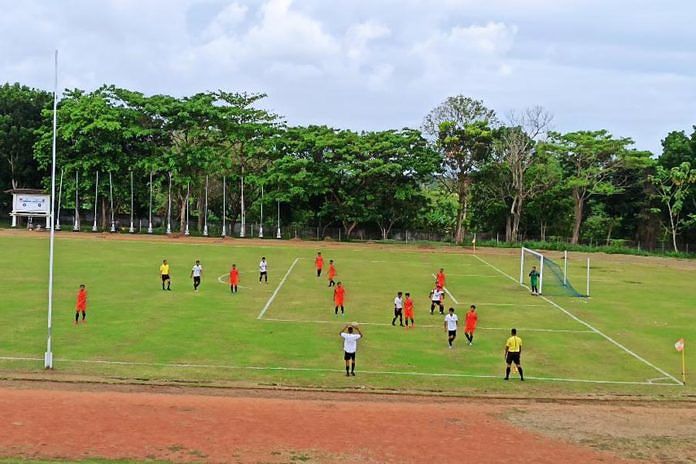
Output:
[519, 247, 589, 297]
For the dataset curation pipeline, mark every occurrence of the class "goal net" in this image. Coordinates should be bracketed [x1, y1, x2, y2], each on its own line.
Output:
[519, 247, 587, 297]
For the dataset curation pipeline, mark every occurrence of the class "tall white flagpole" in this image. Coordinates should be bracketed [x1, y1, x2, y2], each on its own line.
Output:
[258, 183, 264, 238]
[147, 170, 153, 234]
[73, 170, 80, 231]
[240, 168, 245, 238]
[91, 171, 99, 232]
[184, 181, 190, 236]
[221, 176, 226, 237]
[166, 171, 172, 234]
[109, 171, 115, 232]
[128, 169, 135, 233]
[276, 196, 281, 239]
[45, 49, 59, 369]
[203, 175, 209, 236]
[55, 168, 63, 230]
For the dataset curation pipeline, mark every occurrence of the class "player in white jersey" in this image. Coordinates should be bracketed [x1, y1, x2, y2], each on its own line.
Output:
[430, 285, 445, 315]
[339, 324, 363, 376]
[391, 291, 404, 326]
[259, 257, 268, 283]
[190, 260, 203, 292]
[444, 307, 458, 349]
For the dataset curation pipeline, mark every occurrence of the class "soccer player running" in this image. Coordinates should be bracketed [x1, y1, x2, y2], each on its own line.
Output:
[504, 328, 524, 381]
[190, 260, 203, 292]
[75, 284, 87, 325]
[429, 285, 445, 315]
[391, 291, 404, 326]
[327, 260, 336, 287]
[259, 257, 268, 283]
[444, 307, 458, 349]
[229, 264, 240, 293]
[529, 265, 540, 296]
[436, 268, 446, 289]
[334, 281, 345, 316]
[315, 252, 324, 278]
[404, 292, 415, 328]
[159, 259, 171, 291]
[464, 305, 478, 345]
[339, 324, 363, 376]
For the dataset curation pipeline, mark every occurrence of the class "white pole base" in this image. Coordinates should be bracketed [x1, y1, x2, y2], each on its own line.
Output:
[258, 226, 264, 238]
[11, 215, 17, 227]
[184, 226, 190, 236]
[46, 216, 51, 229]
[55, 222, 61, 231]
[221, 225, 226, 237]
[110, 223, 116, 233]
[203, 225, 209, 237]
[276, 227, 281, 239]
[166, 225, 171, 234]
[44, 351, 53, 369]
[147, 224, 153, 234]
[92, 223, 98, 232]
[73, 221, 80, 231]
[129, 223, 135, 233]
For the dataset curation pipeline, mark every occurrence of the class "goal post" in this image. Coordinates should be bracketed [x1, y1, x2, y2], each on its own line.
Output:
[520, 247, 588, 297]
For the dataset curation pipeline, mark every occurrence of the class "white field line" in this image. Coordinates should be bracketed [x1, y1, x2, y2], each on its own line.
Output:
[215, 274, 249, 289]
[446, 274, 500, 278]
[459, 303, 544, 307]
[432, 274, 459, 304]
[257, 258, 300, 320]
[472, 254, 684, 386]
[0, 356, 675, 386]
[262, 318, 595, 333]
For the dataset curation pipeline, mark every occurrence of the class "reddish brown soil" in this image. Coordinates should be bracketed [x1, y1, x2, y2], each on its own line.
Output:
[0, 382, 639, 464]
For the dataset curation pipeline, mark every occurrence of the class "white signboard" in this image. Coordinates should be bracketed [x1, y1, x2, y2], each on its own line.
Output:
[13, 194, 50, 215]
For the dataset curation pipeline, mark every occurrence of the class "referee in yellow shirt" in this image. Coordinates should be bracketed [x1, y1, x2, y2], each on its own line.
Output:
[504, 328, 524, 381]
[159, 259, 171, 291]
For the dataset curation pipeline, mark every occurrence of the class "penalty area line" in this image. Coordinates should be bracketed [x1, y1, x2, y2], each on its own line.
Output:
[257, 257, 300, 320]
[0, 356, 674, 387]
[472, 254, 684, 386]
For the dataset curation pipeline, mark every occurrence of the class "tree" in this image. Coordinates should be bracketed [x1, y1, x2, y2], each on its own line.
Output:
[541, 130, 637, 244]
[649, 162, 696, 252]
[0, 83, 51, 203]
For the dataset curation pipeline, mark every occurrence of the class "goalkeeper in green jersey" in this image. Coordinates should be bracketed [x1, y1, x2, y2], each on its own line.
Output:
[529, 266, 540, 295]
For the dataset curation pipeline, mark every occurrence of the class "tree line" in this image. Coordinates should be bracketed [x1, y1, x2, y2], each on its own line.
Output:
[2, 82, 696, 251]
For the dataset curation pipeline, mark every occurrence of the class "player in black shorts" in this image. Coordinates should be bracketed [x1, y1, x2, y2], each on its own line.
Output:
[504, 328, 524, 381]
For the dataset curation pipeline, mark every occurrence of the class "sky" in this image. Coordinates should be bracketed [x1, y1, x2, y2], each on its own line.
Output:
[1, 0, 695, 154]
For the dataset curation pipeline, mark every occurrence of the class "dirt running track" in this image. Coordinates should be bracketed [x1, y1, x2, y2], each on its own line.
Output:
[0, 383, 644, 464]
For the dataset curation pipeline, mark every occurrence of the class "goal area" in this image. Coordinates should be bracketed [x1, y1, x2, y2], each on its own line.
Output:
[519, 247, 589, 297]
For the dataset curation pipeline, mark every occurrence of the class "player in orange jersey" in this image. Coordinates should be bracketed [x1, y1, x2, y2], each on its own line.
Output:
[229, 264, 240, 293]
[334, 281, 345, 315]
[327, 260, 337, 287]
[464, 305, 478, 345]
[315, 252, 324, 277]
[75, 284, 87, 325]
[403, 292, 415, 328]
[436, 268, 446, 289]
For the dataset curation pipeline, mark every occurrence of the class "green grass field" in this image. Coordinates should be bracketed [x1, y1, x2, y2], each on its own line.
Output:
[0, 231, 694, 397]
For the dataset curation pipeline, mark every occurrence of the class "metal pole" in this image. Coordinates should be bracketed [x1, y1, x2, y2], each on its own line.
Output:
[45, 49, 59, 369]
[128, 170, 135, 233]
[166, 171, 172, 234]
[221, 176, 226, 237]
[586, 257, 590, 297]
[519, 247, 524, 284]
[539, 254, 544, 295]
[184, 182, 190, 236]
[203, 175, 209, 236]
[276, 197, 281, 239]
[91, 171, 98, 232]
[563, 250, 568, 286]
[73, 170, 80, 231]
[259, 184, 264, 238]
[55, 168, 63, 230]
[147, 170, 153, 234]
[109, 171, 115, 232]
[240, 168, 245, 238]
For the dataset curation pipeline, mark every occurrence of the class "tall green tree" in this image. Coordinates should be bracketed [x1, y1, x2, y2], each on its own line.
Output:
[650, 162, 696, 252]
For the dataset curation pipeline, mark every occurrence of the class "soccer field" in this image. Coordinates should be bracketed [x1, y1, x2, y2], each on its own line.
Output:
[0, 230, 694, 396]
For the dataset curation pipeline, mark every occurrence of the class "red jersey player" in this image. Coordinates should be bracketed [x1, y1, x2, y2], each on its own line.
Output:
[464, 305, 478, 345]
[229, 264, 240, 293]
[75, 284, 87, 325]
[315, 252, 324, 278]
[334, 281, 345, 315]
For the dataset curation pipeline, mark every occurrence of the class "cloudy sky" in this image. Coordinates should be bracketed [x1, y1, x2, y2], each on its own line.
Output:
[1, 0, 694, 153]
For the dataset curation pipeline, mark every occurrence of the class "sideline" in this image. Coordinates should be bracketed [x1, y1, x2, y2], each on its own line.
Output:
[257, 258, 300, 319]
[472, 254, 684, 386]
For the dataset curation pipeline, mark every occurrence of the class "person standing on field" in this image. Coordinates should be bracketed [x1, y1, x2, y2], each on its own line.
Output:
[159, 259, 171, 291]
[75, 284, 87, 325]
[391, 291, 404, 326]
[504, 328, 524, 381]
[404, 292, 415, 328]
[436, 268, 446, 289]
[334, 281, 345, 315]
[339, 324, 363, 376]
[529, 266, 540, 295]
[229, 264, 240, 293]
[190, 260, 203, 292]
[464, 305, 478, 345]
[259, 257, 268, 283]
[327, 260, 336, 287]
[444, 307, 458, 348]
[315, 252, 324, 278]
[430, 285, 445, 315]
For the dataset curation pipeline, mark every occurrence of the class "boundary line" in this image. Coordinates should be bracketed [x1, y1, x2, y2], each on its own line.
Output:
[0, 356, 675, 386]
[472, 254, 684, 386]
[432, 273, 459, 304]
[262, 318, 596, 333]
[257, 258, 300, 320]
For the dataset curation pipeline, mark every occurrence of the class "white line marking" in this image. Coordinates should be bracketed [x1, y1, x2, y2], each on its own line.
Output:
[432, 274, 459, 305]
[257, 258, 300, 320]
[261, 318, 595, 333]
[459, 303, 544, 307]
[472, 254, 684, 386]
[0, 356, 674, 386]
[446, 274, 500, 278]
[216, 274, 249, 289]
